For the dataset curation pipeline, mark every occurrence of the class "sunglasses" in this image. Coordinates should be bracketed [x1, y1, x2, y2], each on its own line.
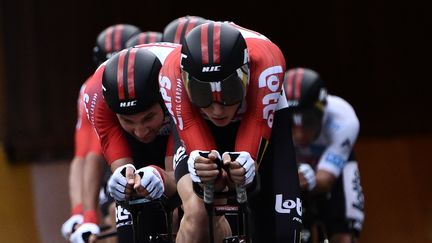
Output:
[183, 65, 249, 108]
[291, 106, 324, 128]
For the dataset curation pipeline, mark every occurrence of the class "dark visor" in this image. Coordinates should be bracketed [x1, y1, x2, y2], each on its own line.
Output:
[291, 107, 323, 128]
[186, 72, 246, 108]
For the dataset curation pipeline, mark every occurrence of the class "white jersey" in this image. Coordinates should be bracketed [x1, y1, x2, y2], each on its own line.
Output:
[295, 95, 360, 177]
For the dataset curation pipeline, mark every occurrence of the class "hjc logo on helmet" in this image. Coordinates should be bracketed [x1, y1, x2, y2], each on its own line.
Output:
[202, 65, 221, 72]
[119, 100, 137, 107]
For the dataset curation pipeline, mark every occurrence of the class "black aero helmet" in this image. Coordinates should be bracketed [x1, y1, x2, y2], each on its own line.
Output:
[181, 22, 249, 108]
[93, 24, 141, 66]
[284, 68, 327, 109]
[125, 31, 163, 48]
[102, 47, 162, 115]
[162, 15, 209, 44]
[284, 68, 327, 126]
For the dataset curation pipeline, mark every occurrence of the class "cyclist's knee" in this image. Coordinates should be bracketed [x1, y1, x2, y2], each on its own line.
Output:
[214, 216, 231, 236]
[182, 204, 208, 227]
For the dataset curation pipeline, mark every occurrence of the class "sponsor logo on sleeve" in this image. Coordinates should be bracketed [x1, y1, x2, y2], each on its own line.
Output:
[159, 76, 184, 130]
[258, 65, 283, 128]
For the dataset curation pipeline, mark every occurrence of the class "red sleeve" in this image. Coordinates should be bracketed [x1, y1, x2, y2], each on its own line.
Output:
[84, 66, 132, 165]
[74, 79, 102, 157]
[234, 39, 286, 161]
[159, 47, 216, 154]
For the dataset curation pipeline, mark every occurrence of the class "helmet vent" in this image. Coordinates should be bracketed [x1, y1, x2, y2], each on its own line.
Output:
[285, 67, 304, 101]
[116, 48, 138, 100]
[200, 22, 221, 65]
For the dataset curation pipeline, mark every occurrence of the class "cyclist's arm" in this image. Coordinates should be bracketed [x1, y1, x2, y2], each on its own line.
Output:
[158, 51, 216, 153]
[82, 152, 105, 224]
[314, 170, 337, 193]
[234, 39, 285, 161]
[111, 157, 134, 172]
[68, 83, 88, 211]
[83, 65, 133, 171]
[315, 106, 359, 193]
[162, 155, 177, 197]
[68, 156, 85, 211]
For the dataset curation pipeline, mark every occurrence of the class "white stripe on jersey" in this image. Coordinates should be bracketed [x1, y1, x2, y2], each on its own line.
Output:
[134, 42, 180, 64]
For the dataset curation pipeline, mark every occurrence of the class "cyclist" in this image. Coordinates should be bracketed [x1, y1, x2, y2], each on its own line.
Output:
[83, 43, 181, 243]
[159, 21, 300, 243]
[284, 67, 365, 243]
[125, 31, 163, 48]
[62, 23, 141, 243]
[161, 15, 209, 44]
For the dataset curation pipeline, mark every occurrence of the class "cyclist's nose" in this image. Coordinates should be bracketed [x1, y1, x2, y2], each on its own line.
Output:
[210, 103, 225, 116]
[292, 126, 306, 142]
[133, 125, 150, 139]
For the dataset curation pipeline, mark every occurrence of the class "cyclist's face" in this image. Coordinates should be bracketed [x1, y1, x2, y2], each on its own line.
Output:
[292, 124, 321, 147]
[117, 103, 164, 143]
[291, 109, 323, 147]
[200, 102, 241, 127]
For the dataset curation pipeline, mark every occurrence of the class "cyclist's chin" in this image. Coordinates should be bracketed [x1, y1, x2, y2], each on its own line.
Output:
[294, 140, 311, 147]
[135, 133, 157, 143]
[210, 117, 231, 127]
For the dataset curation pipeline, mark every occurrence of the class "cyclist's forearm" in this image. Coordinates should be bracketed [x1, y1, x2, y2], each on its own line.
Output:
[314, 170, 336, 193]
[69, 156, 85, 208]
[110, 157, 134, 172]
[162, 170, 177, 196]
[82, 153, 105, 216]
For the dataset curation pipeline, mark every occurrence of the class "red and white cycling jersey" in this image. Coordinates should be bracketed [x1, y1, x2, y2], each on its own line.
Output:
[84, 43, 178, 165]
[158, 25, 285, 161]
[74, 77, 102, 157]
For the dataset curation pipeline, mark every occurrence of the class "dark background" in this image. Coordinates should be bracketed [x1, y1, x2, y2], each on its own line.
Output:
[1, 2, 431, 243]
[0, 0, 430, 161]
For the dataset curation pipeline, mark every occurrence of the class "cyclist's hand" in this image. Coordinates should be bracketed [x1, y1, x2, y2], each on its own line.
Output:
[187, 150, 221, 183]
[61, 214, 84, 240]
[298, 163, 316, 191]
[222, 151, 256, 186]
[134, 165, 165, 199]
[108, 164, 136, 201]
[69, 222, 100, 243]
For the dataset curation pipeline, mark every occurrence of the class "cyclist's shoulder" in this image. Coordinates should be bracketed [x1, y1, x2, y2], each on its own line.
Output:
[160, 46, 182, 71]
[322, 95, 360, 136]
[325, 95, 358, 120]
[227, 22, 269, 41]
